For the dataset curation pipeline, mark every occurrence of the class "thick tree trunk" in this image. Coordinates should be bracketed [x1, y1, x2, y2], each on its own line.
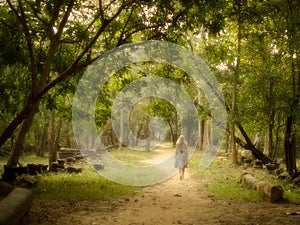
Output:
[6, 102, 39, 167]
[284, 0, 299, 177]
[235, 121, 272, 165]
[284, 116, 297, 175]
[203, 121, 210, 150]
[230, 1, 242, 165]
[2, 0, 75, 167]
[168, 113, 178, 147]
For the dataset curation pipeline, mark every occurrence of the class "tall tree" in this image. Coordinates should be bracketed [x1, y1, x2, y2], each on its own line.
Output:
[280, 0, 300, 175]
[1, 0, 202, 166]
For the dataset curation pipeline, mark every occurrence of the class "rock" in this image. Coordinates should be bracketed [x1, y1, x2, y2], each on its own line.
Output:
[74, 154, 84, 160]
[2, 165, 28, 183]
[93, 163, 104, 170]
[266, 163, 277, 174]
[66, 157, 76, 163]
[293, 176, 300, 185]
[67, 166, 82, 173]
[241, 150, 252, 160]
[275, 168, 284, 176]
[15, 174, 37, 188]
[278, 171, 291, 180]
[174, 194, 182, 197]
[57, 159, 66, 167]
[253, 159, 263, 169]
[27, 164, 39, 175]
[39, 164, 48, 173]
[0, 181, 14, 197]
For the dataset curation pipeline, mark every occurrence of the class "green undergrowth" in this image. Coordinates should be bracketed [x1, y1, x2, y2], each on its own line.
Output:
[250, 165, 300, 204]
[32, 163, 139, 200]
[189, 151, 264, 202]
[189, 151, 300, 203]
[0, 155, 139, 201]
[1, 146, 300, 203]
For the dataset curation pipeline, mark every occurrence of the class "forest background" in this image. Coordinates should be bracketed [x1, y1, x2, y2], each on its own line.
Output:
[0, 0, 299, 176]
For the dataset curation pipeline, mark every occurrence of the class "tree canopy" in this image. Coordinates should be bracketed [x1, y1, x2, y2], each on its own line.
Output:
[0, 0, 299, 174]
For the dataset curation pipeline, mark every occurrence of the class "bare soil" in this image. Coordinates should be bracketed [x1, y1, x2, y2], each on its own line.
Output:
[22, 146, 300, 225]
[24, 169, 300, 225]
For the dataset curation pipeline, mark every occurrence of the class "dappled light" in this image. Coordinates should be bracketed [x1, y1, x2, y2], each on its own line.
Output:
[1, 0, 300, 224]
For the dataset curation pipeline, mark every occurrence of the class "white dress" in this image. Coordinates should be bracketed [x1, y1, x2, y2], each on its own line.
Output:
[174, 145, 188, 169]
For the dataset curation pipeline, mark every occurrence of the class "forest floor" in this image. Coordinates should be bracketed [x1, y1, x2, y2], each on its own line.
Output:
[24, 148, 300, 225]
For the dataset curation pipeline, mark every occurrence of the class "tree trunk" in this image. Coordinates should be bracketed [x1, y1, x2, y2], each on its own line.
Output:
[48, 109, 63, 165]
[235, 121, 272, 165]
[263, 128, 274, 158]
[53, 118, 63, 161]
[203, 121, 210, 150]
[173, 113, 178, 146]
[198, 119, 205, 150]
[230, 63, 238, 164]
[284, 116, 297, 175]
[230, 125, 238, 164]
[264, 108, 276, 158]
[118, 108, 124, 149]
[2, 0, 75, 167]
[283, 0, 299, 177]
[36, 121, 48, 157]
[230, 0, 242, 165]
[225, 127, 229, 153]
[48, 109, 56, 165]
[146, 135, 151, 151]
[6, 102, 39, 167]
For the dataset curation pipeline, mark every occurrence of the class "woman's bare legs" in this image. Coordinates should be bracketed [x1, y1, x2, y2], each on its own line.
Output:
[179, 168, 185, 180]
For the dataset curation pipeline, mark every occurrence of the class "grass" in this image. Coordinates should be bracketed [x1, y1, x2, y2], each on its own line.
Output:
[0, 143, 174, 200]
[1, 144, 300, 203]
[189, 150, 300, 203]
[189, 151, 265, 202]
[109, 143, 174, 166]
[0, 154, 140, 201]
[251, 164, 300, 204]
[32, 163, 139, 200]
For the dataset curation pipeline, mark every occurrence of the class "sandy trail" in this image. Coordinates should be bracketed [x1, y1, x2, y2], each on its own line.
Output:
[26, 169, 300, 225]
[25, 147, 300, 225]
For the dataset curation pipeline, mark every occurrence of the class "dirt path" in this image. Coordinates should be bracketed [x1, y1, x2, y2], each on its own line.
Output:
[25, 147, 300, 225]
[25, 170, 300, 225]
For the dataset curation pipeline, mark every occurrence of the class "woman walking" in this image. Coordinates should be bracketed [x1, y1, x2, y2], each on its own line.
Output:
[174, 135, 189, 180]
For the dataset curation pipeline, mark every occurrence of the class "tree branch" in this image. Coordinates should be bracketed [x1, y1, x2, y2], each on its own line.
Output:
[6, 0, 37, 90]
